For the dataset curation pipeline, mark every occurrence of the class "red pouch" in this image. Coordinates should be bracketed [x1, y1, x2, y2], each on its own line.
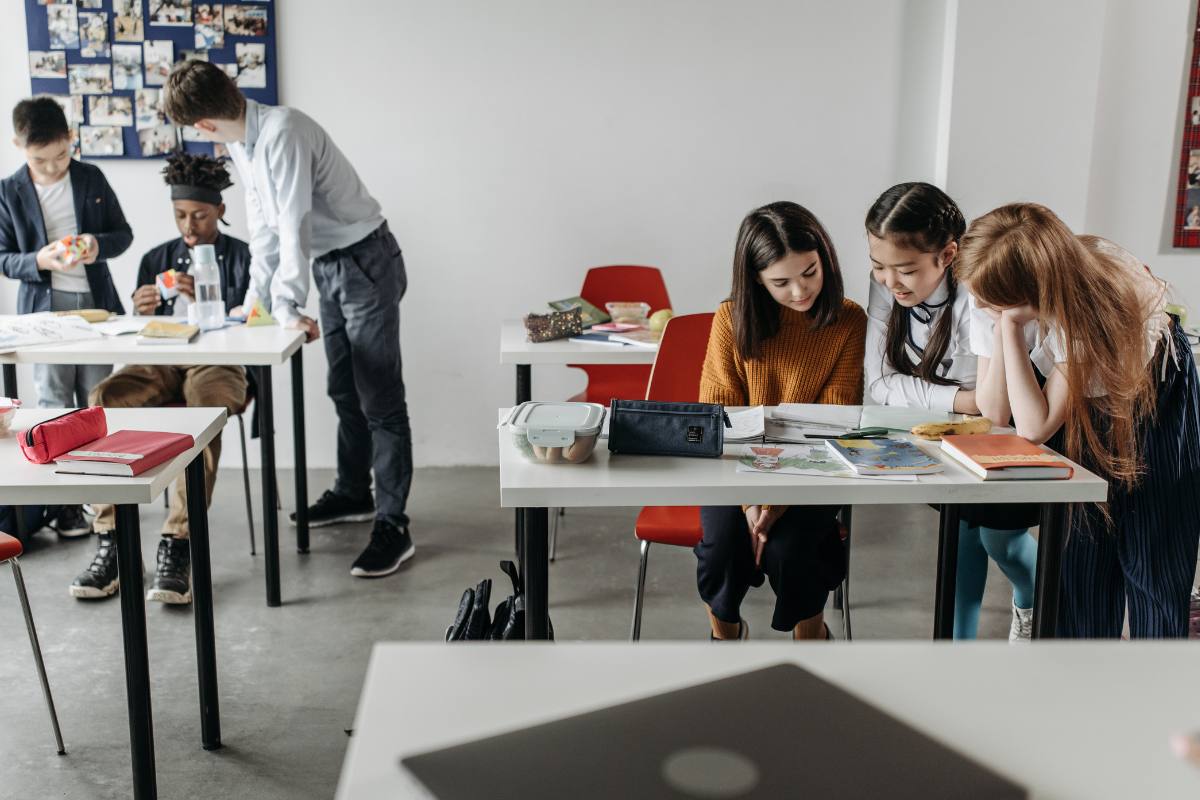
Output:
[18, 407, 108, 464]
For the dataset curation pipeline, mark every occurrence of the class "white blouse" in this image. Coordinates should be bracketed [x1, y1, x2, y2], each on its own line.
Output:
[865, 272, 977, 411]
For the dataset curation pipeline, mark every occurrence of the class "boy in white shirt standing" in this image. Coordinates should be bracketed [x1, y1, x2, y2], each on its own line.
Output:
[162, 62, 416, 579]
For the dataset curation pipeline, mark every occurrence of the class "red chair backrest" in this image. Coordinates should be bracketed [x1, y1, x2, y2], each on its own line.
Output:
[580, 266, 672, 314]
[645, 313, 715, 402]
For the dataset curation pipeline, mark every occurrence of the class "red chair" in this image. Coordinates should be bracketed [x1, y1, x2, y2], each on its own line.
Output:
[567, 265, 672, 405]
[629, 312, 713, 640]
[1, 531, 66, 754]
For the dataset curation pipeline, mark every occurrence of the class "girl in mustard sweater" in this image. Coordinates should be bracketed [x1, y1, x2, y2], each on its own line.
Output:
[697, 201, 866, 640]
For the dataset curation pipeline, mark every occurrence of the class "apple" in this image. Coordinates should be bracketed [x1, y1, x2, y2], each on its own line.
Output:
[649, 308, 674, 333]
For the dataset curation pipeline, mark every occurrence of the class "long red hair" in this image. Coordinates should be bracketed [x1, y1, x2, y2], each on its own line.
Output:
[956, 203, 1157, 489]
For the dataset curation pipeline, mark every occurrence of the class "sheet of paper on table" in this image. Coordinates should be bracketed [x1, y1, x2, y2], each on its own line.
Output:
[91, 318, 148, 336]
[735, 443, 918, 481]
[0, 313, 102, 352]
[773, 403, 862, 436]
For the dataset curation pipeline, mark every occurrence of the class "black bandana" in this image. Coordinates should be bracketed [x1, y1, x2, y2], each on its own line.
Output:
[170, 184, 223, 206]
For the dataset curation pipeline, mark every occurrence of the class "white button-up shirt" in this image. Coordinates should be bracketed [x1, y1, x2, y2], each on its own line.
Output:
[227, 99, 385, 323]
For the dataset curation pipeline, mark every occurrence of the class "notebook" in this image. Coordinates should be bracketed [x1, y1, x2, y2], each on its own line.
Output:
[399, 663, 1026, 799]
[137, 320, 199, 345]
[825, 437, 944, 476]
[548, 296, 610, 327]
[54, 429, 195, 477]
[941, 434, 1074, 480]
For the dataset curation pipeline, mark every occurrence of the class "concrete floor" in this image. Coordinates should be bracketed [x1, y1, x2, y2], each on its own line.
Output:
[1, 466, 1027, 799]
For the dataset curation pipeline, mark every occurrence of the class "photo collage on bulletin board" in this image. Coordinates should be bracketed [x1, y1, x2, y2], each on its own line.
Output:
[24, 0, 278, 160]
[1175, 0, 1200, 247]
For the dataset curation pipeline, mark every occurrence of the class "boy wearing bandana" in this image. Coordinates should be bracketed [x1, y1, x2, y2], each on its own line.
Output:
[71, 152, 251, 605]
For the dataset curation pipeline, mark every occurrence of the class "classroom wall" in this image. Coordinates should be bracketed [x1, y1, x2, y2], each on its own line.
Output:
[0, 0, 1196, 470]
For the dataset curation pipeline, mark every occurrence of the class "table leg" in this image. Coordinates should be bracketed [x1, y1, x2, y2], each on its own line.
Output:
[291, 350, 309, 554]
[521, 507, 550, 640]
[114, 504, 157, 800]
[256, 366, 281, 607]
[1033, 503, 1066, 639]
[514, 365, 531, 557]
[933, 504, 961, 640]
[185, 456, 221, 750]
[2, 363, 16, 397]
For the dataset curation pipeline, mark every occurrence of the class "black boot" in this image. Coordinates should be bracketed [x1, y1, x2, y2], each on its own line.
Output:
[70, 532, 119, 599]
[147, 536, 191, 605]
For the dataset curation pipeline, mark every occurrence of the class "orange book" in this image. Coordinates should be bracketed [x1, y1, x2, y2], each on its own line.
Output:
[940, 434, 1074, 481]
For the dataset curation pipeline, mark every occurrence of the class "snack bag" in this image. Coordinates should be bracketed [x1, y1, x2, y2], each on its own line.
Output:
[156, 268, 181, 300]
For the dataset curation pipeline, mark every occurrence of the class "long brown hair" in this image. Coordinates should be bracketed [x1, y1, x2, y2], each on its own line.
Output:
[730, 202, 845, 360]
[956, 203, 1157, 489]
[865, 182, 966, 386]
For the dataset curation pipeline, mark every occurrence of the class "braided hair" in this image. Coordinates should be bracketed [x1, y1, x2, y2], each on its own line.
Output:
[865, 182, 966, 386]
[161, 151, 233, 206]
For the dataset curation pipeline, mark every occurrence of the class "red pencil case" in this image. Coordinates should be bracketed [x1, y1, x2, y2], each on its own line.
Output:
[18, 407, 108, 464]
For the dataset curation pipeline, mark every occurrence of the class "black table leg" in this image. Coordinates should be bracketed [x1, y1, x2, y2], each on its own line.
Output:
[291, 350, 309, 554]
[933, 504, 961, 640]
[514, 365, 531, 558]
[1033, 503, 1066, 639]
[114, 504, 157, 800]
[521, 507, 549, 639]
[256, 365, 281, 607]
[185, 456, 221, 750]
[2, 363, 16, 397]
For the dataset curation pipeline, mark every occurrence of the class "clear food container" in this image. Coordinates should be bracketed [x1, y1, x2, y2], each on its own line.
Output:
[605, 301, 651, 325]
[504, 401, 606, 464]
[0, 397, 20, 436]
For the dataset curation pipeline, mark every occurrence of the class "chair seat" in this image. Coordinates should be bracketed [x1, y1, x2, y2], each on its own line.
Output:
[0, 531, 23, 562]
[635, 505, 703, 548]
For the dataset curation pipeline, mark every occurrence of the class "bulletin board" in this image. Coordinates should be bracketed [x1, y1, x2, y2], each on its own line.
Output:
[23, 0, 278, 160]
[1174, 0, 1200, 247]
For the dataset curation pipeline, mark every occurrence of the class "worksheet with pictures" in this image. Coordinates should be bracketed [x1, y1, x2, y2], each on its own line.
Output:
[1174, 0, 1200, 246]
[22, 0, 279, 160]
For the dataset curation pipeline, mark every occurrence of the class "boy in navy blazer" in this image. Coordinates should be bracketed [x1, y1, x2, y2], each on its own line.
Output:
[0, 97, 133, 536]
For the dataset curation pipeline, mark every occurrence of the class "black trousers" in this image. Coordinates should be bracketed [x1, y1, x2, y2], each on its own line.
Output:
[696, 505, 844, 632]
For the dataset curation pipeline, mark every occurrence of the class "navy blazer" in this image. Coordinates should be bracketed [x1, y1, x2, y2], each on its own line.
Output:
[0, 160, 133, 314]
[137, 233, 252, 315]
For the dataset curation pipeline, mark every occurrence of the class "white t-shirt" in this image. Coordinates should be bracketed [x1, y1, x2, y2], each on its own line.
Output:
[34, 174, 89, 293]
[865, 273, 977, 410]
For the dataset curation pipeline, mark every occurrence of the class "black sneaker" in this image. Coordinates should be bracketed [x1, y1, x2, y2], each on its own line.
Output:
[291, 489, 375, 528]
[350, 520, 415, 578]
[146, 537, 191, 605]
[52, 505, 91, 538]
[70, 532, 119, 599]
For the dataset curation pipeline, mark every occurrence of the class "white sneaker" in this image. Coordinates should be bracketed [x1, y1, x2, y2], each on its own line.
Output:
[1009, 601, 1033, 642]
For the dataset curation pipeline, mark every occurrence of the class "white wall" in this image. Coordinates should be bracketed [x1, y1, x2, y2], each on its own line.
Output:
[2, 0, 1197, 469]
[1, 0, 914, 468]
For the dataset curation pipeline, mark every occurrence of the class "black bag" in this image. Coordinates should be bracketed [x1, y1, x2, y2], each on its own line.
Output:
[0, 505, 54, 545]
[446, 561, 553, 641]
[445, 579, 491, 641]
[607, 399, 729, 458]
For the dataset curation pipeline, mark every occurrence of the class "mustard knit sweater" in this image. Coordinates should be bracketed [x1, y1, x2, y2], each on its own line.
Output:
[699, 298, 867, 408]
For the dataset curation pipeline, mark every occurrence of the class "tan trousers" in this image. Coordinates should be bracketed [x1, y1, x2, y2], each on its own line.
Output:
[90, 365, 248, 539]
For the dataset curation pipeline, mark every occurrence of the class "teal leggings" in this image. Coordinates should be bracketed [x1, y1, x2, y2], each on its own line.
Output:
[954, 522, 1037, 639]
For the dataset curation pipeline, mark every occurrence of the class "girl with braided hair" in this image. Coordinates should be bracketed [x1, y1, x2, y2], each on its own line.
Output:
[864, 182, 1038, 641]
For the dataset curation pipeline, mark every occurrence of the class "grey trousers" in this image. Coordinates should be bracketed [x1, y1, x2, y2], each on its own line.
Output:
[33, 289, 112, 408]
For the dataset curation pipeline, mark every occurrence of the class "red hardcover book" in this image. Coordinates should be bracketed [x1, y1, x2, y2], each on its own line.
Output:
[940, 434, 1073, 481]
[54, 429, 195, 477]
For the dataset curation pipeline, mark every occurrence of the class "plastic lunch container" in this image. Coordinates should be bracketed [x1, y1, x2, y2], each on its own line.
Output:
[504, 401, 606, 464]
[605, 301, 651, 325]
[0, 397, 20, 436]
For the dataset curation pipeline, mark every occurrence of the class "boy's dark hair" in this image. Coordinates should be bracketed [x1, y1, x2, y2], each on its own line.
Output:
[864, 182, 966, 387]
[162, 60, 246, 127]
[730, 201, 846, 360]
[162, 151, 233, 205]
[12, 96, 71, 147]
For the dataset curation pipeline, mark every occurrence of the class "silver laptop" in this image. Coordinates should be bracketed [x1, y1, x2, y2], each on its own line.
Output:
[400, 662, 1026, 799]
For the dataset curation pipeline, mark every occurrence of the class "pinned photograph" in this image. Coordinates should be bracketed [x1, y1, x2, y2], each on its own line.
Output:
[235, 43, 267, 88]
[139, 124, 178, 157]
[47, 3, 80, 49]
[29, 51, 67, 80]
[89, 95, 134, 127]
[79, 0, 103, 8]
[68, 64, 113, 95]
[79, 12, 110, 58]
[195, 3, 224, 49]
[50, 94, 84, 127]
[80, 126, 124, 157]
[1186, 189, 1200, 230]
[67, 126, 81, 159]
[150, 0, 193, 26]
[179, 49, 210, 63]
[215, 62, 238, 80]
[144, 40, 174, 86]
[224, 5, 268, 36]
[112, 44, 144, 90]
[1189, 150, 1200, 190]
[136, 88, 167, 130]
[114, 0, 145, 42]
[181, 125, 207, 142]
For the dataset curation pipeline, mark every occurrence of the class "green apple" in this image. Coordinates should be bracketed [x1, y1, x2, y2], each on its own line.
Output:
[649, 308, 674, 332]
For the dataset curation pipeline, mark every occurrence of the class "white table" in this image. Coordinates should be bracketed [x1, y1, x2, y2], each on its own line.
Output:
[0, 320, 309, 607]
[338, 641, 1200, 800]
[2, 407, 226, 800]
[498, 409, 1109, 640]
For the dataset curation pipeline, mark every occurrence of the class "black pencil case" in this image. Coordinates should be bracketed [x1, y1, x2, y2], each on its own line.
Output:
[607, 400, 729, 458]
